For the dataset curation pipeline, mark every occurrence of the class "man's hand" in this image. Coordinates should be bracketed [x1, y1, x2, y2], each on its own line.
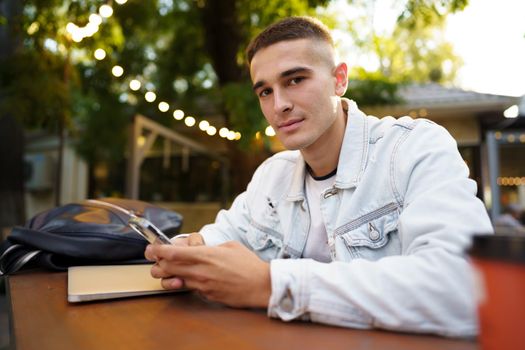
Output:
[145, 232, 204, 289]
[145, 241, 271, 308]
[170, 232, 205, 247]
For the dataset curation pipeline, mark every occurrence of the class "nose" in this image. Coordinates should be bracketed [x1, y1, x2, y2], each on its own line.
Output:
[273, 88, 293, 115]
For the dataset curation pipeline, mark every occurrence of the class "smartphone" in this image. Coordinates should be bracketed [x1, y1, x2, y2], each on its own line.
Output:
[128, 216, 172, 245]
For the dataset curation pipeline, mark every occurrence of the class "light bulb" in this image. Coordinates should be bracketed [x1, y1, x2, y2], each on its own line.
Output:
[184, 116, 196, 127]
[265, 126, 276, 137]
[111, 65, 124, 77]
[89, 14, 102, 26]
[94, 48, 106, 60]
[173, 109, 184, 120]
[158, 101, 169, 112]
[129, 79, 141, 91]
[145, 91, 157, 102]
[199, 120, 210, 131]
[206, 126, 217, 136]
[99, 5, 113, 18]
[219, 127, 229, 138]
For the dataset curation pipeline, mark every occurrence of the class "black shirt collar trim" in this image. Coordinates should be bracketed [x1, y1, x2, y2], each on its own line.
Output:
[306, 165, 337, 181]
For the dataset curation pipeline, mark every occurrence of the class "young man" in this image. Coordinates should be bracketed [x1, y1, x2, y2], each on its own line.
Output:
[146, 17, 493, 337]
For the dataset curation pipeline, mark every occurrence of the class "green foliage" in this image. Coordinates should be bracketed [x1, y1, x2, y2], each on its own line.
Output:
[338, 0, 466, 96]
[2, 0, 470, 162]
[346, 68, 403, 106]
[222, 81, 267, 148]
[0, 50, 71, 129]
[398, 0, 468, 29]
[368, 29, 462, 84]
[72, 86, 130, 163]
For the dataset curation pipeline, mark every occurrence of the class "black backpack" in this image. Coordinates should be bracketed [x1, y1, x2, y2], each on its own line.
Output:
[0, 198, 183, 274]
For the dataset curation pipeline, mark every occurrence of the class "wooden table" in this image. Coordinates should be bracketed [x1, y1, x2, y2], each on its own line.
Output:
[6, 271, 478, 350]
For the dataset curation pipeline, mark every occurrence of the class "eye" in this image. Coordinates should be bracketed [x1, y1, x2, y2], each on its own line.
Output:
[259, 88, 272, 98]
[289, 77, 304, 85]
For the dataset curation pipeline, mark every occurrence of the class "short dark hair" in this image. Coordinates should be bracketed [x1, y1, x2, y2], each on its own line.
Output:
[246, 16, 334, 64]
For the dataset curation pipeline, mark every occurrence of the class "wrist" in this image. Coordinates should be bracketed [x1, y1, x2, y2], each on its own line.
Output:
[255, 262, 272, 308]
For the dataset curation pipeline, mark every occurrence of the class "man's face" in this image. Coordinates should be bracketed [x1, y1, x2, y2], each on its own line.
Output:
[250, 38, 346, 151]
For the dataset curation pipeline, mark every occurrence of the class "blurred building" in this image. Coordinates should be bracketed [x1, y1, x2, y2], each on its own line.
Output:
[24, 132, 88, 219]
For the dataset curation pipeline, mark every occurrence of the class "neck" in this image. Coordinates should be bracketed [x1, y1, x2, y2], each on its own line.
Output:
[301, 100, 347, 178]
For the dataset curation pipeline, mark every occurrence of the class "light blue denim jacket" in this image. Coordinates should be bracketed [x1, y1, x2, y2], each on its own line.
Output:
[199, 99, 493, 337]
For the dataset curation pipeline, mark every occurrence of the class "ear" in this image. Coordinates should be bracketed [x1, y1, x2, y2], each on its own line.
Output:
[333, 63, 348, 96]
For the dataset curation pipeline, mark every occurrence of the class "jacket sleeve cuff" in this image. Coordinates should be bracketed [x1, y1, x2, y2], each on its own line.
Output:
[268, 259, 311, 321]
[198, 225, 228, 246]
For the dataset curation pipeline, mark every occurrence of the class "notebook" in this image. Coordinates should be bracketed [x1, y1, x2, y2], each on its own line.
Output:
[67, 264, 184, 302]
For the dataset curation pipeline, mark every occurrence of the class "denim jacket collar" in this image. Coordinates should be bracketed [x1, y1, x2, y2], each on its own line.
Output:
[286, 98, 369, 202]
[335, 98, 370, 189]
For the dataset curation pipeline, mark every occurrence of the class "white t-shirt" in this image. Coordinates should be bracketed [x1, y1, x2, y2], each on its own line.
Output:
[302, 169, 336, 263]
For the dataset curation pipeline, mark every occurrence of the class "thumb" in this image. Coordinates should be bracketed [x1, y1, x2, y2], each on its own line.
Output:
[188, 232, 205, 246]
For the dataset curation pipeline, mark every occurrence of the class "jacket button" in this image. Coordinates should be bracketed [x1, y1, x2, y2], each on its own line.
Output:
[369, 229, 380, 241]
[368, 223, 380, 241]
[323, 188, 338, 199]
[280, 292, 294, 312]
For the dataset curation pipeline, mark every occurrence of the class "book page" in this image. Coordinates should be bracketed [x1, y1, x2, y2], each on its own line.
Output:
[68, 264, 181, 302]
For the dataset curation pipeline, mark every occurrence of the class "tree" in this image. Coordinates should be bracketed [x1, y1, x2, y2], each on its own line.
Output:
[337, 0, 468, 106]
[0, 0, 469, 225]
[0, 0, 25, 229]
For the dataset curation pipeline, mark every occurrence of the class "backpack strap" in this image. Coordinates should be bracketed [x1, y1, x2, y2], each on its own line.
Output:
[0, 242, 41, 275]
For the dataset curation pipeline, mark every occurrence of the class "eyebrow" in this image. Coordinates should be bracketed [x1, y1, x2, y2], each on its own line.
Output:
[252, 66, 313, 91]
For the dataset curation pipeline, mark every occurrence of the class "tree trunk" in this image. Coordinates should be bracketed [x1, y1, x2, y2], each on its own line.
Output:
[199, 0, 245, 85]
[0, 115, 25, 227]
[0, 0, 25, 228]
[199, 0, 264, 196]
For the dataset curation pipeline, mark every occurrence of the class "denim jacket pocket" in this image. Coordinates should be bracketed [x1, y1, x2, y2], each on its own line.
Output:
[337, 205, 401, 260]
[245, 220, 283, 261]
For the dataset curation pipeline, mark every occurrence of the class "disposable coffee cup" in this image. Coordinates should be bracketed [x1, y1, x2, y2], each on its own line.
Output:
[468, 234, 525, 350]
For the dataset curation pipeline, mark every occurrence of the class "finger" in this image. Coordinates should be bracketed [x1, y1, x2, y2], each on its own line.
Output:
[161, 277, 185, 290]
[144, 244, 158, 261]
[188, 232, 204, 246]
[156, 258, 202, 278]
[150, 262, 174, 279]
[171, 237, 189, 246]
[148, 244, 211, 264]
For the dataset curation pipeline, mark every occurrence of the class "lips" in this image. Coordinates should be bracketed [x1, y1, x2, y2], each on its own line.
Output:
[277, 118, 304, 132]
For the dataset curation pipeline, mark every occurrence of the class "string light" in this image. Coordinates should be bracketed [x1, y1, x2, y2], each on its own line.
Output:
[145, 91, 157, 102]
[69, 0, 242, 142]
[111, 65, 124, 77]
[71, 32, 83, 42]
[206, 126, 217, 136]
[173, 110, 184, 120]
[66, 23, 77, 35]
[89, 14, 102, 26]
[84, 22, 99, 37]
[184, 116, 196, 127]
[158, 101, 170, 112]
[99, 5, 113, 18]
[199, 120, 210, 131]
[265, 126, 276, 137]
[94, 48, 106, 60]
[129, 79, 141, 91]
[497, 177, 525, 186]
